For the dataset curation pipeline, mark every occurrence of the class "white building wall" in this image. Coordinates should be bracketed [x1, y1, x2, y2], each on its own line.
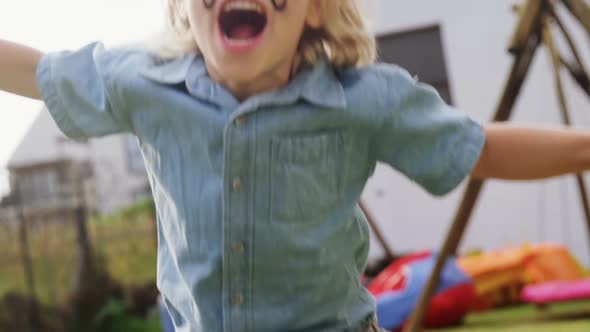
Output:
[362, 0, 590, 265]
[86, 136, 149, 213]
[8, 109, 148, 214]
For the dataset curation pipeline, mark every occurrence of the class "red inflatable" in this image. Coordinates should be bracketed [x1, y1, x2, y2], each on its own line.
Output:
[368, 251, 476, 331]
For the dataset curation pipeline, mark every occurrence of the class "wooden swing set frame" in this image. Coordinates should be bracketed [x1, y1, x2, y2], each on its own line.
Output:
[362, 0, 590, 330]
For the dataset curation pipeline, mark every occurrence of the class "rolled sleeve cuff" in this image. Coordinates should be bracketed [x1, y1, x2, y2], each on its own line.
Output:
[425, 120, 486, 196]
[36, 53, 87, 140]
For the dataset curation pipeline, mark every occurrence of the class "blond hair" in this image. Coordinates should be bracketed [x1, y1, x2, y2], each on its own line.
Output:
[155, 0, 376, 70]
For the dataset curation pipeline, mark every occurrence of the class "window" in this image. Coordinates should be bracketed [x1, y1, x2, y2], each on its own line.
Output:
[16, 169, 59, 205]
[377, 25, 453, 104]
[0, 170, 9, 199]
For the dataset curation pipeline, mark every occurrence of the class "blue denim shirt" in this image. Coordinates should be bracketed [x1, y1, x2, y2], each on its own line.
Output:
[36, 43, 485, 332]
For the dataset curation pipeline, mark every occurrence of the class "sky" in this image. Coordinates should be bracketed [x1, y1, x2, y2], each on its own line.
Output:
[0, 0, 163, 194]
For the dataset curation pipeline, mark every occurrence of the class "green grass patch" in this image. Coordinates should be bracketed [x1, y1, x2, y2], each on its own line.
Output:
[0, 199, 158, 305]
[438, 300, 590, 331]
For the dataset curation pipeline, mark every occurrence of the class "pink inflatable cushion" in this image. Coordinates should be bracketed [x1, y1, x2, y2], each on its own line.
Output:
[521, 278, 590, 304]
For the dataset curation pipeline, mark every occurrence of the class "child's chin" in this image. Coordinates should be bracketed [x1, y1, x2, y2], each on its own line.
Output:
[224, 56, 261, 69]
[226, 69, 260, 83]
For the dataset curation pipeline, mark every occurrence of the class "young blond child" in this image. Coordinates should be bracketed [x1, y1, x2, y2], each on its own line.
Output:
[1, 0, 590, 331]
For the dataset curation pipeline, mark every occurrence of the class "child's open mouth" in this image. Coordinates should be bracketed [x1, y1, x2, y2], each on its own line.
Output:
[218, 0, 268, 52]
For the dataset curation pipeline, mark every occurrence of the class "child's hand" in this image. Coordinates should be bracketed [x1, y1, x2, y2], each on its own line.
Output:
[0, 40, 43, 100]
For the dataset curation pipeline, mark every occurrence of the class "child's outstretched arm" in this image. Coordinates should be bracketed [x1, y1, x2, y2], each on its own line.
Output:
[472, 124, 590, 180]
[0, 39, 43, 99]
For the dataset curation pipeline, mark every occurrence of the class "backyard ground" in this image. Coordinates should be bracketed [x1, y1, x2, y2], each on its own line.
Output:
[438, 300, 590, 332]
[2, 199, 590, 331]
[0, 199, 157, 305]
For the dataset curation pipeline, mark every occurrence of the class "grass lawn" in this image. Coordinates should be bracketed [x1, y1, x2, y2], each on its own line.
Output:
[120, 300, 590, 332]
[0, 199, 158, 305]
[3, 199, 590, 332]
[438, 300, 590, 332]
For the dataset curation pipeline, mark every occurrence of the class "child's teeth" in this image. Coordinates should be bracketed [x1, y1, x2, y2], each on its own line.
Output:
[224, 1, 263, 13]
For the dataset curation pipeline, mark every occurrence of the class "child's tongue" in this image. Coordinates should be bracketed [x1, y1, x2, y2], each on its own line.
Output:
[230, 24, 257, 40]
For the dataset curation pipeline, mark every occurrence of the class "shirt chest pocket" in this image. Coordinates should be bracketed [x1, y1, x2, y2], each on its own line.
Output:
[271, 131, 347, 222]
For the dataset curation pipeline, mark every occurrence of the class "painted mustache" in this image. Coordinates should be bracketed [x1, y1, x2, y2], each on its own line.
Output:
[203, 0, 287, 11]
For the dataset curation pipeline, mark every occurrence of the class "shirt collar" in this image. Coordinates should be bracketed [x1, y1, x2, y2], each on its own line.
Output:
[140, 55, 347, 110]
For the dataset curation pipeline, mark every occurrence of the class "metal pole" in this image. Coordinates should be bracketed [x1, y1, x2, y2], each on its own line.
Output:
[14, 181, 41, 330]
[71, 166, 97, 294]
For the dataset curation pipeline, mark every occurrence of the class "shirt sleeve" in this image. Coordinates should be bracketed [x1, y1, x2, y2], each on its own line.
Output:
[371, 66, 486, 196]
[36, 42, 132, 140]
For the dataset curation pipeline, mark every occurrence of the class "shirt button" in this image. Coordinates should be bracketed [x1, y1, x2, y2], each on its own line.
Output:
[232, 178, 243, 192]
[234, 115, 246, 127]
[232, 293, 243, 306]
[231, 241, 245, 254]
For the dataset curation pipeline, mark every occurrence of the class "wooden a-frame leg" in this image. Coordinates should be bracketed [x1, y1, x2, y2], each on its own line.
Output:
[543, 15, 590, 252]
[561, 0, 590, 37]
[551, 2, 590, 96]
[404, 20, 542, 332]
